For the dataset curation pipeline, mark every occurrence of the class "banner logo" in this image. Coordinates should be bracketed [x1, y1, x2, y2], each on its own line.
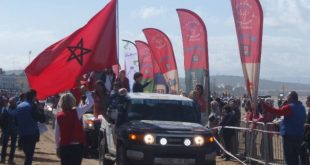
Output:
[152, 35, 166, 49]
[185, 20, 202, 41]
[192, 54, 200, 62]
[235, 0, 256, 28]
[141, 48, 150, 57]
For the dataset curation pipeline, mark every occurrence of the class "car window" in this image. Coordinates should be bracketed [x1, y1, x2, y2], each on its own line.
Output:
[127, 99, 200, 123]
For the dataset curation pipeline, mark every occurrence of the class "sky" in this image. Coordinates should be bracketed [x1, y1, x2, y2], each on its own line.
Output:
[0, 0, 309, 83]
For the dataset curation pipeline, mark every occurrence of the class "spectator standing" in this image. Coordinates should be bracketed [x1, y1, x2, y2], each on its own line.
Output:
[208, 101, 220, 128]
[254, 100, 275, 162]
[263, 91, 306, 165]
[0, 97, 18, 164]
[195, 84, 207, 126]
[93, 81, 107, 118]
[115, 70, 130, 92]
[220, 105, 236, 161]
[132, 72, 151, 93]
[16, 90, 45, 165]
[100, 67, 116, 94]
[55, 86, 94, 165]
[300, 96, 310, 165]
[208, 100, 222, 155]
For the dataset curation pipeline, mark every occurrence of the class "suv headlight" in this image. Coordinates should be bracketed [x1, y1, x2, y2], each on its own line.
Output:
[144, 134, 155, 145]
[86, 120, 94, 129]
[194, 135, 205, 146]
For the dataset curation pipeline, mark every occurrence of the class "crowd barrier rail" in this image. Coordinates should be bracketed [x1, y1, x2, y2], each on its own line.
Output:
[215, 121, 285, 165]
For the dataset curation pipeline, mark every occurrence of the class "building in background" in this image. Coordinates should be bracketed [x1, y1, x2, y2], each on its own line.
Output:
[0, 69, 29, 95]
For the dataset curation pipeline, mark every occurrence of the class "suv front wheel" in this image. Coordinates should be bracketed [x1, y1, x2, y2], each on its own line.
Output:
[99, 132, 113, 165]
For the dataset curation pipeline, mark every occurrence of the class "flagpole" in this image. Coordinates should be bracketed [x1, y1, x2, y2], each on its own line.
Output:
[116, 0, 120, 66]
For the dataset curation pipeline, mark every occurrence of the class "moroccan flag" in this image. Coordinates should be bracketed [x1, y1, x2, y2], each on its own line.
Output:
[177, 9, 210, 103]
[123, 40, 139, 91]
[231, 0, 263, 108]
[25, 0, 117, 99]
[143, 28, 180, 94]
[135, 41, 159, 93]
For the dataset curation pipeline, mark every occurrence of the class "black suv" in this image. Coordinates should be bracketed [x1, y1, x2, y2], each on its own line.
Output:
[99, 93, 216, 165]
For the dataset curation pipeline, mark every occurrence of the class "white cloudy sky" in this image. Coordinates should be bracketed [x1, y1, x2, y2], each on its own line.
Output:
[0, 0, 309, 83]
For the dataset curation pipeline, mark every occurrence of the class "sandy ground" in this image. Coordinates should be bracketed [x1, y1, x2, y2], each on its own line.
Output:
[7, 126, 240, 165]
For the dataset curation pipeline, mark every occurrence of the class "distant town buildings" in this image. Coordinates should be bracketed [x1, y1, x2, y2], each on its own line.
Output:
[0, 69, 29, 95]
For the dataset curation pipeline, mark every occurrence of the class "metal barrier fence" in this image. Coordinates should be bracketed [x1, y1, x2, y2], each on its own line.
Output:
[219, 121, 285, 165]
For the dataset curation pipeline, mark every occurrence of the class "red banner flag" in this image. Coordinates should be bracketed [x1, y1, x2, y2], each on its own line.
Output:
[177, 9, 210, 99]
[25, 0, 117, 99]
[231, 0, 263, 105]
[136, 41, 167, 93]
[143, 28, 180, 94]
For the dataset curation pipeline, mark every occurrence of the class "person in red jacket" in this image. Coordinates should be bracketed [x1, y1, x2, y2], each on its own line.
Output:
[115, 70, 130, 92]
[54, 85, 94, 165]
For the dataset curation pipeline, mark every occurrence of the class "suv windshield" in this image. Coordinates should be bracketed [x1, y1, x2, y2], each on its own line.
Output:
[126, 99, 200, 123]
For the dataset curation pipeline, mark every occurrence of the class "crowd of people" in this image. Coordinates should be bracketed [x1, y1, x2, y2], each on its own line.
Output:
[0, 90, 45, 165]
[0, 67, 310, 165]
[0, 67, 153, 165]
[205, 91, 310, 165]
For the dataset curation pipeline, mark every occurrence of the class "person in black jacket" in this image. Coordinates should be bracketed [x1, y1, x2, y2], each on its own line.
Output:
[0, 97, 18, 164]
[132, 72, 151, 93]
[220, 105, 236, 161]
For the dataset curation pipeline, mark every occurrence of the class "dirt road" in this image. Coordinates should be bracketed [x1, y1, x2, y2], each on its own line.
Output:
[10, 127, 240, 165]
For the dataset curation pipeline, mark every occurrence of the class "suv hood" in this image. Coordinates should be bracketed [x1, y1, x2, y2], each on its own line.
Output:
[127, 120, 210, 134]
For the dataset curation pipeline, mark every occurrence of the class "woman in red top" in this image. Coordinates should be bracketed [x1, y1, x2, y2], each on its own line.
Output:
[55, 86, 94, 165]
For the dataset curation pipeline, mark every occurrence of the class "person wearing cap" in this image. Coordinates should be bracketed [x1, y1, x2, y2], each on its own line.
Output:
[263, 91, 306, 165]
[115, 70, 130, 92]
[132, 72, 151, 93]
[0, 97, 18, 164]
[55, 85, 94, 165]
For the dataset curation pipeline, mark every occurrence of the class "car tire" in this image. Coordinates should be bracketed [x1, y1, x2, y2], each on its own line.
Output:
[99, 132, 113, 165]
[116, 144, 131, 165]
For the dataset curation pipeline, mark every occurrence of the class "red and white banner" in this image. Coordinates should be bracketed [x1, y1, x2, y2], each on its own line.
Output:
[177, 9, 210, 102]
[231, 0, 263, 105]
[143, 28, 179, 94]
[123, 40, 139, 91]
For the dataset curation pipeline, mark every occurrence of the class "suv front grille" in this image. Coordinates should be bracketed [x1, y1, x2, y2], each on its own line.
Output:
[155, 134, 194, 146]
